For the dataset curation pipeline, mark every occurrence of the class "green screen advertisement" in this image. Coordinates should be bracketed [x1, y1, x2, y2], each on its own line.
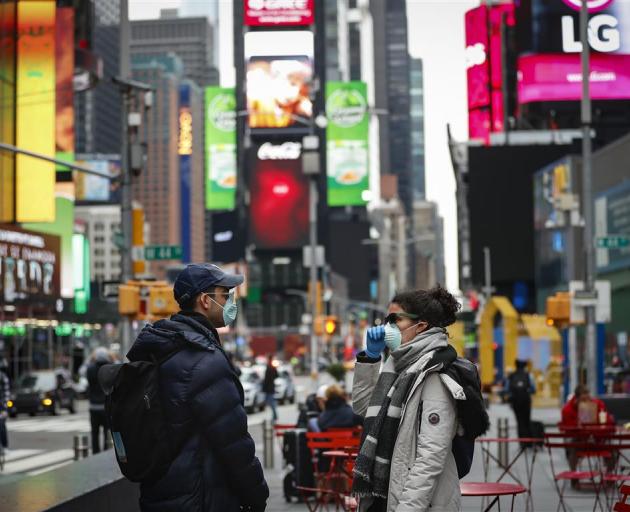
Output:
[205, 87, 236, 210]
[326, 81, 369, 206]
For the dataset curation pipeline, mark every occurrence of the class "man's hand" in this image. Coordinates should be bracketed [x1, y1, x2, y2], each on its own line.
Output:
[365, 326, 386, 358]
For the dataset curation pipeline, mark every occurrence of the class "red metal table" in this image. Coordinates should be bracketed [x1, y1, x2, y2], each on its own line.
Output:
[461, 482, 527, 512]
[478, 437, 542, 511]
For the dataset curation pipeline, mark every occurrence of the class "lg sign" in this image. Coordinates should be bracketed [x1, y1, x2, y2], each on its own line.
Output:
[560, 0, 622, 53]
[561, 0, 613, 12]
[244, 0, 314, 26]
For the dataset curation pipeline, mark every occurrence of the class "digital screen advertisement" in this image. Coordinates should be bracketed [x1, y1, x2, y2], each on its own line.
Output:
[244, 0, 314, 26]
[244, 31, 314, 131]
[516, 0, 630, 103]
[0, 1, 16, 223]
[248, 143, 309, 249]
[15, 0, 56, 222]
[205, 87, 237, 210]
[325, 81, 369, 207]
[74, 156, 121, 203]
[55, 6, 74, 173]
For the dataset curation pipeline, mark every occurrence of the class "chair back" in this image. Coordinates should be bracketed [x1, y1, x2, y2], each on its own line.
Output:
[306, 430, 361, 452]
[613, 484, 630, 512]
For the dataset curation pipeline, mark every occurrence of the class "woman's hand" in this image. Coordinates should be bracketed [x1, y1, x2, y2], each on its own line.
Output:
[366, 326, 386, 358]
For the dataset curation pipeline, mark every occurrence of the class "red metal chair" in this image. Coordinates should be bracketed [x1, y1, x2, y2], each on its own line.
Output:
[544, 432, 604, 512]
[613, 484, 630, 512]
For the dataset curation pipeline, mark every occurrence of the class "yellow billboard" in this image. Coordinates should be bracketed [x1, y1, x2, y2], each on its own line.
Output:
[15, 0, 56, 222]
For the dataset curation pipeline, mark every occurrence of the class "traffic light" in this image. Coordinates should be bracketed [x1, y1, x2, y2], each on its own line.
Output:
[314, 315, 325, 336]
[119, 284, 140, 315]
[324, 316, 339, 336]
[546, 291, 570, 327]
[149, 285, 179, 317]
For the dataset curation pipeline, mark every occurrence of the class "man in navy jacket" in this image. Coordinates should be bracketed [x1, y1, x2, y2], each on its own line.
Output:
[127, 264, 268, 512]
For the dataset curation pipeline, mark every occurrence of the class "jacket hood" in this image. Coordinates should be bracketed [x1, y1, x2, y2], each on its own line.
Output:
[127, 314, 218, 362]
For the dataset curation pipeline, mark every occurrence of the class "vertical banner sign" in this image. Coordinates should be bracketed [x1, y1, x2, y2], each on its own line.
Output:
[205, 87, 236, 210]
[179, 84, 193, 262]
[16, 1, 56, 222]
[55, 7, 74, 173]
[325, 81, 369, 206]
[0, 1, 17, 222]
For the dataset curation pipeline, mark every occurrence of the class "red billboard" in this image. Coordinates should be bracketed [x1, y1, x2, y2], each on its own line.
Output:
[248, 143, 309, 249]
[244, 0, 314, 26]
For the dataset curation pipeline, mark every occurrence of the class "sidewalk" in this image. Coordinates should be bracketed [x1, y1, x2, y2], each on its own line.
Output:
[262, 403, 613, 511]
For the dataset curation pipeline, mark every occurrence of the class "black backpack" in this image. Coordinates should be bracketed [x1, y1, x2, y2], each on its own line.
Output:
[98, 348, 182, 484]
[508, 371, 531, 401]
[441, 357, 490, 478]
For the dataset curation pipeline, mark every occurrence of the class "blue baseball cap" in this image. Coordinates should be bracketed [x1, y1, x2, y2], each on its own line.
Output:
[173, 263, 244, 306]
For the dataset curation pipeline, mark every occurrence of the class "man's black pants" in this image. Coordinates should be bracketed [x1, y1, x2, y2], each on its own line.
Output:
[90, 409, 109, 454]
[511, 398, 532, 446]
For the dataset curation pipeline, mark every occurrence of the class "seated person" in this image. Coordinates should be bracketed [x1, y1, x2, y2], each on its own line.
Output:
[316, 385, 363, 432]
[298, 384, 328, 430]
[561, 384, 614, 427]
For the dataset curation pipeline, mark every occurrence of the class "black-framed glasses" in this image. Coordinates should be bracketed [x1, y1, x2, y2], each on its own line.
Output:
[384, 312, 419, 324]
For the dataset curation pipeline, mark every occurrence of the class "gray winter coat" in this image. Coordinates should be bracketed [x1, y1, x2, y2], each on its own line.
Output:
[352, 339, 464, 512]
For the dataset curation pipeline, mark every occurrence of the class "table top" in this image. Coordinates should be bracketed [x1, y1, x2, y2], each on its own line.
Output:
[461, 482, 527, 497]
[478, 437, 543, 443]
[322, 450, 358, 458]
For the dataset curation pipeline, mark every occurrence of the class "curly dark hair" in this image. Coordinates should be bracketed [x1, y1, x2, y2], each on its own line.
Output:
[391, 285, 461, 328]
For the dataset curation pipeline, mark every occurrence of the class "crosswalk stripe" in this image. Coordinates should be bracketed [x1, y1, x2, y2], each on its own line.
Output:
[2, 449, 74, 475]
[9, 419, 90, 433]
[3, 449, 43, 462]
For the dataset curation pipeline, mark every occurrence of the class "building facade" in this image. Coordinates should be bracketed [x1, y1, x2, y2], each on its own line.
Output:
[130, 11, 219, 87]
[409, 58, 425, 200]
[412, 200, 446, 289]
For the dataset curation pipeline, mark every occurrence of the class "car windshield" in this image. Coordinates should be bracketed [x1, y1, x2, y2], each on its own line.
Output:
[19, 372, 56, 390]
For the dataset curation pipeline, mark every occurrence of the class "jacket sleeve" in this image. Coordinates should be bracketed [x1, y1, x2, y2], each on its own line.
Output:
[396, 373, 458, 512]
[352, 355, 381, 417]
[188, 352, 269, 508]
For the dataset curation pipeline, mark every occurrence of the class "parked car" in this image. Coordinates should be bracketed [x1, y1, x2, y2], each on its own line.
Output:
[274, 365, 296, 405]
[239, 367, 266, 414]
[8, 369, 77, 417]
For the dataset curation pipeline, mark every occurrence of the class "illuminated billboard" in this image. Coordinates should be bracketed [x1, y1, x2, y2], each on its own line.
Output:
[16, 0, 56, 222]
[244, 31, 314, 131]
[244, 0, 314, 26]
[0, 2, 16, 223]
[179, 85, 193, 262]
[55, 6, 74, 172]
[74, 155, 121, 203]
[205, 87, 237, 210]
[248, 143, 309, 249]
[0, 225, 61, 304]
[326, 81, 370, 206]
[465, 3, 515, 141]
[516, 0, 630, 103]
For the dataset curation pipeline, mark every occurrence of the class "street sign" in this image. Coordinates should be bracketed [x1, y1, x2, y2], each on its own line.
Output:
[144, 245, 183, 261]
[101, 281, 121, 300]
[303, 245, 325, 267]
[596, 235, 629, 249]
[569, 280, 611, 323]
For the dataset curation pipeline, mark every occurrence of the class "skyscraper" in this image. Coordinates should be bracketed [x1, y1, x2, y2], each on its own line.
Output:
[410, 58, 426, 200]
[130, 11, 219, 87]
[371, 0, 412, 215]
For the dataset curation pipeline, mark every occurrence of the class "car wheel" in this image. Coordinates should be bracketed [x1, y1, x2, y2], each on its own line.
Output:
[29, 412, 35, 417]
[9, 411, 17, 419]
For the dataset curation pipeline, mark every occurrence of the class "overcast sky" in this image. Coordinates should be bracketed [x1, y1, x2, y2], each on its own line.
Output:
[129, 0, 478, 291]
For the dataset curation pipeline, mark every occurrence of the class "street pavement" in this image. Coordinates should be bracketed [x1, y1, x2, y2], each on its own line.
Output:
[1, 374, 625, 511]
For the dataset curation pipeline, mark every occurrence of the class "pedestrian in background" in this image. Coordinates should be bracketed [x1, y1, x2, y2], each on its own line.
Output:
[352, 285, 464, 511]
[87, 347, 112, 454]
[317, 384, 363, 432]
[263, 354, 279, 423]
[0, 358, 10, 453]
[506, 359, 535, 445]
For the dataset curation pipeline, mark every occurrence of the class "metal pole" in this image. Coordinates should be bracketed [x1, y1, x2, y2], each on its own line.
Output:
[483, 246, 493, 297]
[309, 178, 319, 391]
[580, 0, 597, 395]
[119, 0, 133, 358]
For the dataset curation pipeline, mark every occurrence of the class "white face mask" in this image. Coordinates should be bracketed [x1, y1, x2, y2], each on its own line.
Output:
[384, 322, 421, 352]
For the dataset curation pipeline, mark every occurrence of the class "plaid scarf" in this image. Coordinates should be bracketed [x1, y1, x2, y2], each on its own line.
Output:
[352, 328, 449, 500]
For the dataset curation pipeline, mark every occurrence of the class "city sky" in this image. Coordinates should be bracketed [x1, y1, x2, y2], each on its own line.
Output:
[129, 0, 479, 291]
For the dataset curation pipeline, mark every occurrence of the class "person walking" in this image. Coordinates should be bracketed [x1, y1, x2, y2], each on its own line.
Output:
[262, 354, 278, 423]
[86, 347, 113, 454]
[126, 263, 268, 512]
[352, 285, 464, 512]
[0, 359, 10, 453]
[506, 359, 535, 444]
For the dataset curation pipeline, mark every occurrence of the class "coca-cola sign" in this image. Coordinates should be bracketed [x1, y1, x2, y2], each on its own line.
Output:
[244, 0, 314, 26]
[257, 142, 302, 160]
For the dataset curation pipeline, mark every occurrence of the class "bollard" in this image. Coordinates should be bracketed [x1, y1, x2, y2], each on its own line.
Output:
[263, 420, 274, 469]
[73, 434, 90, 460]
[497, 418, 509, 468]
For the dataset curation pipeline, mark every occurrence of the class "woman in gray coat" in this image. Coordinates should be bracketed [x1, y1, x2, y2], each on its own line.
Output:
[352, 286, 464, 512]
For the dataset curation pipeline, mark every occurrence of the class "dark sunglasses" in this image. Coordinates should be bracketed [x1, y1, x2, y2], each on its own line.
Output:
[384, 312, 419, 324]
